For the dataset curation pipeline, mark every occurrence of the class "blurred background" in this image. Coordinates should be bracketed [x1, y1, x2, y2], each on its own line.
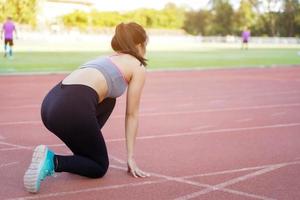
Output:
[0, 0, 299, 72]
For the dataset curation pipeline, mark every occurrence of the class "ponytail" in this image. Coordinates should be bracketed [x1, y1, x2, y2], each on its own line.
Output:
[111, 22, 148, 66]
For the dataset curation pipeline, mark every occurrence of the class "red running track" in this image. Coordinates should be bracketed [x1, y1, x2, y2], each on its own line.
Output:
[0, 67, 300, 200]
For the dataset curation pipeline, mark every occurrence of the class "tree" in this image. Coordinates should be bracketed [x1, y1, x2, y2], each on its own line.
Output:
[211, 0, 234, 35]
[183, 10, 212, 35]
[62, 10, 89, 30]
[0, 0, 37, 26]
[162, 3, 185, 29]
[295, 6, 300, 36]
[61, 3, 185, 30]
[208, 0, 225, 8]
[249, 0, 282, 36]
[233, 0, 256, 34]
[280, 0, 300, 36]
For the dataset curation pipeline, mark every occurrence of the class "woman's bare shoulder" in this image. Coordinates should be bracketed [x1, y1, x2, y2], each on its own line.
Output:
[118, 54, 141, 68]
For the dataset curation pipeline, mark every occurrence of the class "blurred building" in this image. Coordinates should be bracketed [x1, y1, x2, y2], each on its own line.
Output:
[37, 0, 94, 29]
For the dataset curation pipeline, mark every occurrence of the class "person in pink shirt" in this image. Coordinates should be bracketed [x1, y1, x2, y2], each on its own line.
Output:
[1, 17, 18, 58]
[241, 26, 250, 50]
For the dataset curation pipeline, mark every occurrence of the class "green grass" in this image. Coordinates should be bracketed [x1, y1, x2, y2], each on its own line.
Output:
[0, 49, 299, 73]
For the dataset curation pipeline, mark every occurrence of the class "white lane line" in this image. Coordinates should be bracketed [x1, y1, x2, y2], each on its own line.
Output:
[174, 162, 300, 200]
[190, 125, 214, 131]
[0, 144, 65, 151]
[0, 141, 32, 149]
[7, 178, 167, 200]
[1, 122, 299, 152]
[139, 91, 300, 103]
[109, 155, 126, 164]
[0, 161, 19, 169]
[271, 112, 286, 117]
[181, 160, 300, 179]
[249, 90, 300, 98]
[110, 165, 275, 200]
[0, 104, 40, 110]
[0, 147, 24, 151]
[175, 167, 282, 200]
[0, 91, 299, 111]
[0, 120, 40, 126]
[110, 156, 276, 200]
[236, 118, 253, 123]
[212, 187, 275, 200]
[120, 103, 300, 119]
[176, 103, 193, 108]
[106, 122, 300, 142]
[208, 100, 224, 105]
[0, 143, 69, 151]
[1, 103, 300, 126]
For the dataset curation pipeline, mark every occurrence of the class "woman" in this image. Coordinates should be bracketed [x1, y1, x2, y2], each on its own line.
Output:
[24, 22, 150, 193]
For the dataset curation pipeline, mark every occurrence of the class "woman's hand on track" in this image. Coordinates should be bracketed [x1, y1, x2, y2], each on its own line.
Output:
[127, 158, 150, 178]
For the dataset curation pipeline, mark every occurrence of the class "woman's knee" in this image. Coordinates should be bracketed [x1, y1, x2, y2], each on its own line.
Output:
[91, 159, 109, 178]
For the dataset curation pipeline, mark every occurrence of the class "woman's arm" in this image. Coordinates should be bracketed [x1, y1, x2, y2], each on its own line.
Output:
[125, 66, 149, 178]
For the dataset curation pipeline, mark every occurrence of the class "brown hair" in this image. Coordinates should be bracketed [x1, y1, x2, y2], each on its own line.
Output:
[111, 22, 148, 66]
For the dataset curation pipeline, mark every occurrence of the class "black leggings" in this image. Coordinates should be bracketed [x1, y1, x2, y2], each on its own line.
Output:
[41, 82, 116, 178]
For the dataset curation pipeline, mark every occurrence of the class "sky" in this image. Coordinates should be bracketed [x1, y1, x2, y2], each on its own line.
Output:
[92, 0, 241, 11]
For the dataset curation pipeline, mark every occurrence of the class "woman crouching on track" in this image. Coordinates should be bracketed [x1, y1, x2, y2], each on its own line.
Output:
[24, 22, 150, 193]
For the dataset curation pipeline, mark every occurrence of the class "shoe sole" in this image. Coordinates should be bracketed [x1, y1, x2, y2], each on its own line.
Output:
[23, 145, 48, 193]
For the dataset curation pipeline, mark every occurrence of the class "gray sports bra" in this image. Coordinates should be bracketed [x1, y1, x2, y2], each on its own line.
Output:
[80, 56, 128, 98]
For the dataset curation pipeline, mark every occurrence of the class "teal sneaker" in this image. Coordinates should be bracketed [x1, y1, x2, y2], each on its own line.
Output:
[23, 145, 55, 193]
